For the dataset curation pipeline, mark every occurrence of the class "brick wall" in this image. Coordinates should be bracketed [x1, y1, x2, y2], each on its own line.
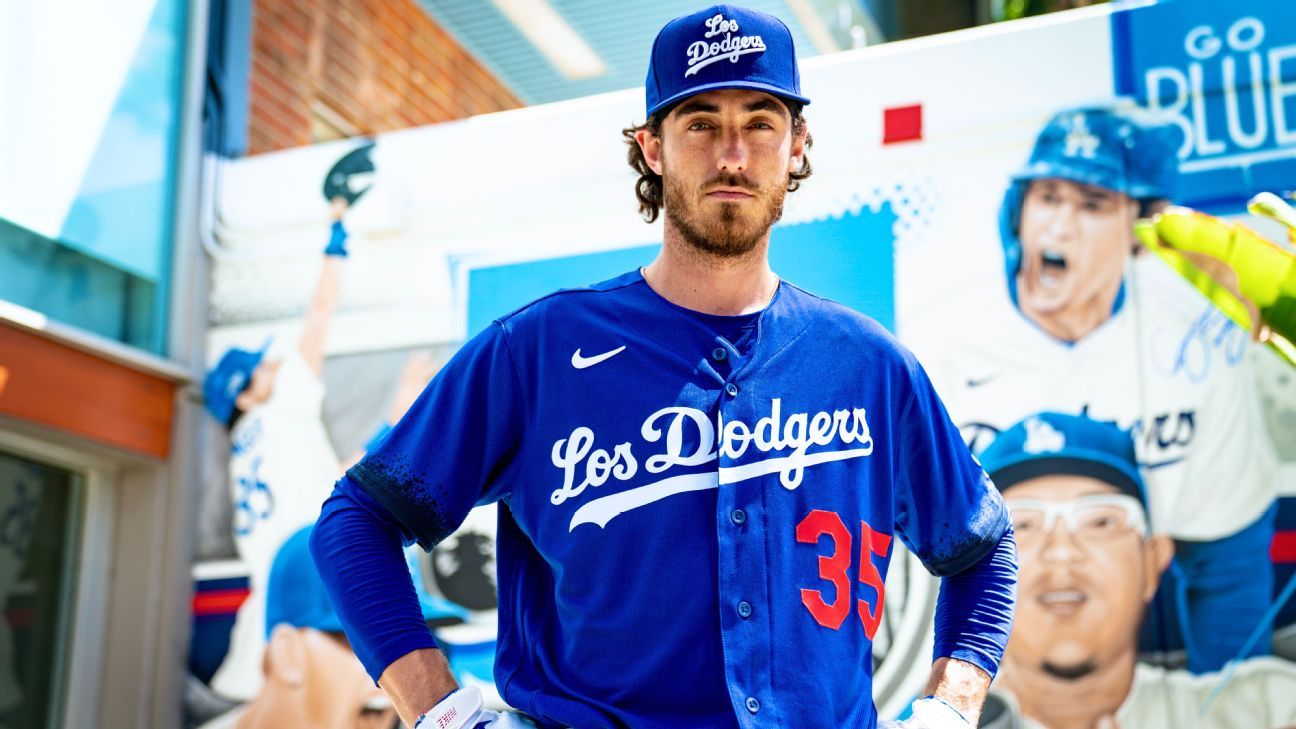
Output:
[248, 0, 521, 155]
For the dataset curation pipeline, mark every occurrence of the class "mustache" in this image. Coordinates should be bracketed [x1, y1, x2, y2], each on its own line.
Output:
[704, 174, 759, 193]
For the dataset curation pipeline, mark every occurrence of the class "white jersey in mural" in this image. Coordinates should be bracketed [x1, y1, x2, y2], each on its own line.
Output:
[904, 256, 1277, 541]
[210, 348, 342, 700]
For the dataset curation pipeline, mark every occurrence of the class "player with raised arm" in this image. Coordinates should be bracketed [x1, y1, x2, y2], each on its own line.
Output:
[204, 143, 375, 699]
[311, 6, 1018, 728]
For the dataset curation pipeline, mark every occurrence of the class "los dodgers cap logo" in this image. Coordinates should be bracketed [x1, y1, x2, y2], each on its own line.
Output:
[644, 4, 811, 118]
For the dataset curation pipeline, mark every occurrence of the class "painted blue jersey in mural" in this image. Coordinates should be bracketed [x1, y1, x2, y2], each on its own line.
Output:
[348, 269, 1009, 728]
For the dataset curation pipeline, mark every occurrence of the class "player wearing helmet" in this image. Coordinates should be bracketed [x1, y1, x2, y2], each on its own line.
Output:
[906, 105, 1278, 674]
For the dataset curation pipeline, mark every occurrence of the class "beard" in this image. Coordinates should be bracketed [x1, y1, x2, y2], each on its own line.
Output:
[663, 167, 787, 259]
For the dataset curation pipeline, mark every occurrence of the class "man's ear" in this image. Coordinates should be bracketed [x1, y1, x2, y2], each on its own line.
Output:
[789, 123, 808, 175]
[636, 128, 664, 176]
[265, 624, 308, 688]
[1141, 534, 1175, 603]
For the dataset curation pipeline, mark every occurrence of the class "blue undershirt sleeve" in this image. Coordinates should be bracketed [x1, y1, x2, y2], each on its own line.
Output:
[310, 474, 438, 684]
[931, 526, 1018, 678]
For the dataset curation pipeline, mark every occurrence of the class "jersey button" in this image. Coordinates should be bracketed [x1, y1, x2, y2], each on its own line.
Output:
[745, 697, 760, 714]
[730, 509, 747, 525]
[724, 382, 739, 397]
[711, 346, 728, 362]
[737, 601, 752, 619]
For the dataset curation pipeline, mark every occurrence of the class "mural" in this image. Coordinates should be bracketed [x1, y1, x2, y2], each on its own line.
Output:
[190, 0, 1296, 726]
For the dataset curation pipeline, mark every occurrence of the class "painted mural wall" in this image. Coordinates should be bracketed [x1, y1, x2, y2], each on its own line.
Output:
[191, 1, 1296, 725]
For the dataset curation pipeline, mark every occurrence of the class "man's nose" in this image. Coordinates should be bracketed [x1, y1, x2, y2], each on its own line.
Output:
[1040, 519, 1083, 562]
[1044, 202, 1079, 240]
[717, 128, 748, 173]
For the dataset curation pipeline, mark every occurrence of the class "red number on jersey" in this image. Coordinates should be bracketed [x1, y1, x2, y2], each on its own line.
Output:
[796, 510, 894, 635]
[794, 509, 852, 630]
[858, 521, 892, 640]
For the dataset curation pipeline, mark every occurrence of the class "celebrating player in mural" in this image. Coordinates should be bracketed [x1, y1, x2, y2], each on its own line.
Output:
[200, 141, 450, 700]
[977, 412, 1296, 729]
[907, 104, 1279, 673]
[311, 5, 1017, 728]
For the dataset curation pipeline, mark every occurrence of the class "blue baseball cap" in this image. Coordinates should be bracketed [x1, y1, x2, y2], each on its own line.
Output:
[1125, 112, 1183, 202]
[645, 4, 810, 118]
[268, 526, 467, 638]
[979, 412, 1145, 506]
[1011, 107, 1141, 196]
[202, 340, 271, 426]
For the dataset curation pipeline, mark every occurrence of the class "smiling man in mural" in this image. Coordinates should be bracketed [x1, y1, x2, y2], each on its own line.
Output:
[310, 5, 1017, 729]
[907, 104, 1279, 674]
[977, 412, 1296, 729]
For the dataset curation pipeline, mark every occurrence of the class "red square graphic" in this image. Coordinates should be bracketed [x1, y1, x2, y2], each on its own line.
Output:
[883, 104, 923, 144]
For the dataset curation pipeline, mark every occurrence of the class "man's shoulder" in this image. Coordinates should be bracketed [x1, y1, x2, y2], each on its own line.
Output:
[494, 269, 645, 331]
[778, 280, 900, 346]
[1125, 658, 1296, 721]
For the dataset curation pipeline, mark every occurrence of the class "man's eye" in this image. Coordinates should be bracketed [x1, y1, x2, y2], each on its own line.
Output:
[750, 121, 773, 130]
[688, 121, 713, 131]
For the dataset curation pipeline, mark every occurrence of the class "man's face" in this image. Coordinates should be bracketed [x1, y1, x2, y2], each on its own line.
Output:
[301, 629, 397, 729]
[1016, 178, 1138, 338]
[1002, 474, 1171, 681]
[640, 89, 806, 258]
[235, 359, 281, 412]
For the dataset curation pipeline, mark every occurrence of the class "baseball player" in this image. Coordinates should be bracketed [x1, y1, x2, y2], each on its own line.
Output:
[310, 5, 1017, 729]
[904, 105, 1278, 673]
[205, 145, 372, 699]
[976, 412, 1296, 729]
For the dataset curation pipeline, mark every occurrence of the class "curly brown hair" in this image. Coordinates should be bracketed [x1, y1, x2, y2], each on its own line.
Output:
[621, 101, 813, 223]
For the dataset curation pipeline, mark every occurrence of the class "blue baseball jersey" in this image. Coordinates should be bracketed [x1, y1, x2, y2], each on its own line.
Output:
[349, 269, 1009, 728]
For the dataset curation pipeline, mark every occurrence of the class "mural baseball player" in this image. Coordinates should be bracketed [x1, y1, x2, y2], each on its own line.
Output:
[204, 143, 379, 699]
[906, 105, 1278, 673]
[198, 526, 401, 729]
[312, 5, 1018, 728]
[976, 412, 1296, 729]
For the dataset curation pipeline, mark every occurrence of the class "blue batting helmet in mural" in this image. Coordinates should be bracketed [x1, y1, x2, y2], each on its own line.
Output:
[202, 340, 271, 426]
[998, 105, 1184, 284]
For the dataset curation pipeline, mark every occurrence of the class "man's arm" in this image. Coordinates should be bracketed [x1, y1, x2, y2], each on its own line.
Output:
[298, 198, 350, 377]
[920, 657, 993, 726]
[310, 477, 456, 727]
[926, 527, 1018, 725]
[377, 649, 460, 728]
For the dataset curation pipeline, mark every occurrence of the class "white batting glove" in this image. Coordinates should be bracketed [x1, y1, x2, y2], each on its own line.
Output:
[878, 696, 973, 729]
[412, 685, 533, 729]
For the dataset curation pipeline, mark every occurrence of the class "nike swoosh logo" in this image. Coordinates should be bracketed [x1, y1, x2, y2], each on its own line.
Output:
[966, 374, 999, 388]
[571, 346, 626, 369]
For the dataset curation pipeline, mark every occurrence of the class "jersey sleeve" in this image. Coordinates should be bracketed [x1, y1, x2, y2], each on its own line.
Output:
[345, 322, 525, 550]
[893, 355, 1011, 577]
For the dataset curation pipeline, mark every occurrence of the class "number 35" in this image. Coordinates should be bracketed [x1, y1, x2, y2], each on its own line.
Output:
[795, 509, 892, 638]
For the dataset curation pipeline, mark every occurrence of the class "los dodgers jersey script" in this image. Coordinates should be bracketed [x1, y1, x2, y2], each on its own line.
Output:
[904, 257, 1277, 542]
[350, 270, 1009, 728]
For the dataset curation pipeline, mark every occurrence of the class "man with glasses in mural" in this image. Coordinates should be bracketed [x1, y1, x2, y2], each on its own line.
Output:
[310, 5, 1018, 729]
[907, 105, 1279, 673]
[976, 412, 1296, 729]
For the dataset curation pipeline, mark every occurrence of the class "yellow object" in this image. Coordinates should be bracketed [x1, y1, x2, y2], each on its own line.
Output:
[1135, 194, 1296, 368]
